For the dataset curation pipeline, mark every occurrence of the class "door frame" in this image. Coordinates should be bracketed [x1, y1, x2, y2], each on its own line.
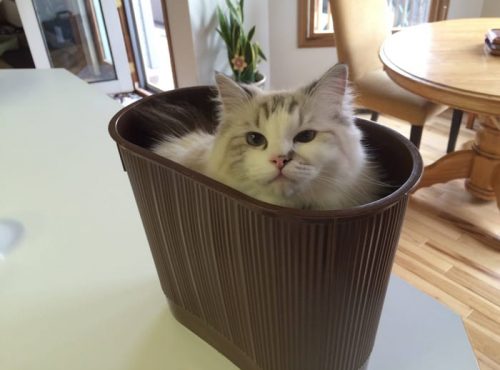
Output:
[17, 0, 133, 94]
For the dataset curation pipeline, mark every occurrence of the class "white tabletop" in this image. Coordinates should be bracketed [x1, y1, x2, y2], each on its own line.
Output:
[0, 69, 478, 370]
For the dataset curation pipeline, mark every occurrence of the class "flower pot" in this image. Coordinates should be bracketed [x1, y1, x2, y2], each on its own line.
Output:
[252, 74, 266, 88]
[109, 86, 422, 370]
[231, 73, 266, 88]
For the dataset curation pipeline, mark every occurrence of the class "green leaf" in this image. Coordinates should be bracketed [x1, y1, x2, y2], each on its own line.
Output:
[229, 17, 235, 48]
[256, 44, 267, 61]
[234, 69, 243, 82]
[226, 0, 241, 23]
[245, 42, 253, 68]
[252, 44, 260, 66]
[216, 8, 230, 40]
[240, 66, 254, 83]
[216, 0, 266, 81]
[216, 7, 226, 29]
[241, 31, 248, 55]
[247, 26, 255, 42]
[216, 29, 227, 45]
[232, 20, 241, 53]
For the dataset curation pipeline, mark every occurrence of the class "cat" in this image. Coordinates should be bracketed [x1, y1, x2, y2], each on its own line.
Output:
[152, 64, 382, 210]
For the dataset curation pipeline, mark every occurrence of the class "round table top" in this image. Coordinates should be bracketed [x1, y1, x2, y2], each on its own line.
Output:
[380, 18, 500, 115]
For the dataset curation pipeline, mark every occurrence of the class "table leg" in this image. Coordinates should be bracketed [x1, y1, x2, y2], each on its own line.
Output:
[493, 164, 500, 209]
[415, 150, 474, 190]
[416, 116, 500, 209]
[465, 116, 500, 203]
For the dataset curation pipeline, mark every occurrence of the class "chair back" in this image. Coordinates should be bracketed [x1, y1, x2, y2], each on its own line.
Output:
[330, 0, 392, 81]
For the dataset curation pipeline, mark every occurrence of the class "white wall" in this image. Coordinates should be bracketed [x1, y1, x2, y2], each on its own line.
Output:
[187, 0, 270, 86]
[187, 0, 228, 85]
[481, 0, 500, 16]
[268, 0, 337, 90]
[170, 0, 490, 90]
[241, 0, 270, 85]
[448, 0, 484, 19]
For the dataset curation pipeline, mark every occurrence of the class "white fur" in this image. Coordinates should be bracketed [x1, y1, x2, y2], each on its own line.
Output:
[152, 65, 381, 210]
[153, 130, 213, 173]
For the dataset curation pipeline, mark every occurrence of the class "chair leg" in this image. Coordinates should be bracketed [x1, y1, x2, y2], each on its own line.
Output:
[465, 112, 476, 130]
[447, 109, 463, 153]
[370, 111, 379, 122]
[410, 125, 423, 148]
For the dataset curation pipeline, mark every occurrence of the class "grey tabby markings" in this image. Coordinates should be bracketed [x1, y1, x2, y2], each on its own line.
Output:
[258, 95, 300, 126]
[228, 136, 246, 153]
[241, 85, 254, 98]
[152, 65, 382, 210]
[287, 99, 299, 114]
[260, 102, 270, 120]
[271, 95, 285, 112]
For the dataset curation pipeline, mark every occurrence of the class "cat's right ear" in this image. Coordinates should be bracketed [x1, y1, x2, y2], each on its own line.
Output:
[303, 64, 349, 100]
[215, 72, 254, 111]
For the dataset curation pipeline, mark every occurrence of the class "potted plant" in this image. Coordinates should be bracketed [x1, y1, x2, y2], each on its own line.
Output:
[216, 0, 267, 85]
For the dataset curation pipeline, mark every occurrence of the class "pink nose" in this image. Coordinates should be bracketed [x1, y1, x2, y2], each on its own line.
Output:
[270, 155, 291, 170]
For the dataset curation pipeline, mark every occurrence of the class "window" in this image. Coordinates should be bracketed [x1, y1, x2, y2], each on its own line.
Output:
[298, 0, 335, 47]
[120, 0, 177, 92]
[298, 0, 450, 48]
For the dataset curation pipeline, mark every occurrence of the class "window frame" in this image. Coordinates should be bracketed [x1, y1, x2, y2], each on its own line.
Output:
[298, 0, 335, 48]
[298, 0, 450, 48]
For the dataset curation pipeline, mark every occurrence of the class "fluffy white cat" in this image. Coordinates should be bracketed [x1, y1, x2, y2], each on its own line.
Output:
[152, 64, 381, 209]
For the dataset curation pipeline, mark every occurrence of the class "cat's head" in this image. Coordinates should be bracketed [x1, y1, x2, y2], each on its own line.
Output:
[208, 64, 367, 208]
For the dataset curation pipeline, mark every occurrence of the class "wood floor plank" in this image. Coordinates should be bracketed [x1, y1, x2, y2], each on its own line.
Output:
[403, 214, 464, 248]
[399, 227, 428, 247]
[426, 240, 500, 281]
[467, 311, 500, 337]
[446, 267, 500, 307]
[409, 193, 500, 249]
[376, 111, 500, 369]
[404, 206, 463, 240]
[476, 351, 500, 370]
[397, 241, 453, 273]
[465, 320, 500, 365]
[421, 243, 500, 294]
[395, 250, 500, 322]
[392, 263, 473, 317]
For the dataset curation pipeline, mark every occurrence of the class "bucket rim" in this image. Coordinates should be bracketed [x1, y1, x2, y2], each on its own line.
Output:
[109, 86, 423, 220]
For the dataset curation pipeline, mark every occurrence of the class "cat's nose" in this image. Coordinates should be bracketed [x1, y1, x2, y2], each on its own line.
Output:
[271, 155, 291, 170]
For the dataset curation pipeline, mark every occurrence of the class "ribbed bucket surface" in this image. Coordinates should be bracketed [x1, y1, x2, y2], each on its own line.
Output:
[109, 86, 422, 370]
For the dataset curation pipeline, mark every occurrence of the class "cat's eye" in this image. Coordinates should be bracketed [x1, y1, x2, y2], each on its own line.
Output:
[246, 132, 267, 147]
[294, 130, 317, 143]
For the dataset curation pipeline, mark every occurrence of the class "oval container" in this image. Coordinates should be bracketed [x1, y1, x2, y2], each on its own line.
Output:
[109, 86, 422, 370]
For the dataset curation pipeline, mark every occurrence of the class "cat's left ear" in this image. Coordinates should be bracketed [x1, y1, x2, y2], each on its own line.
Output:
[215, 72, 254, 111]
[303, 64, 349, 101]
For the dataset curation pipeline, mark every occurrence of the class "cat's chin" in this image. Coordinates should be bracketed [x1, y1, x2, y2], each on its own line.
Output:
[268, 179, 299, 199]
[266, 173, 290, 185]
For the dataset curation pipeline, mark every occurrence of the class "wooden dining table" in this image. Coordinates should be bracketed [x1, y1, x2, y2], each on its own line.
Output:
[380, 18, 500, 209]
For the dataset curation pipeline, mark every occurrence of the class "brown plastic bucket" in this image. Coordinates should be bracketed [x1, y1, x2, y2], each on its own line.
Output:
[109, 86, 422, 370]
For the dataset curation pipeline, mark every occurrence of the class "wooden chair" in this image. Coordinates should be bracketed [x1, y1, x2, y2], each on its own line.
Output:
[329, 0, 462, 151]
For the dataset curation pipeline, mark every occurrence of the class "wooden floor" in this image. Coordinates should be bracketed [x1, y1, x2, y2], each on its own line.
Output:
[371, 111, 500, 370]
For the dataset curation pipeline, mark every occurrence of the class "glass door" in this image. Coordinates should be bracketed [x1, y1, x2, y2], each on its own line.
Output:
[17, 0, 133, 94]
[124, 0, 175, 92]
